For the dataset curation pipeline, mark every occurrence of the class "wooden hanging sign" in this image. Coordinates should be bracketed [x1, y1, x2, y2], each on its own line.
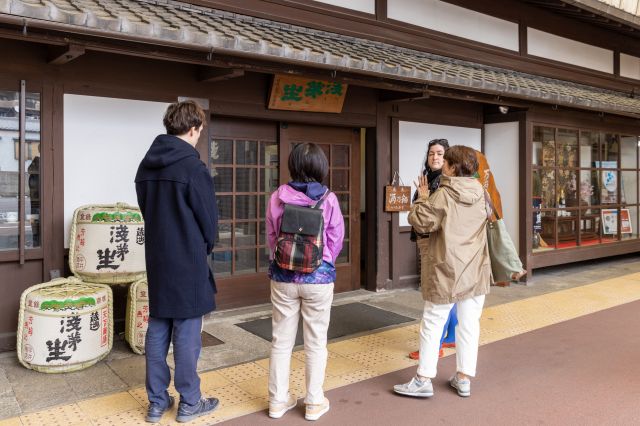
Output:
[384, 185, 411, 212]
[268, 74, 348, 113]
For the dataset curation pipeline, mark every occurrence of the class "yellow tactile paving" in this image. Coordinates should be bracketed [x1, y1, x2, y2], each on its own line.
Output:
[77, 393, 143, 420]
[20, 404, 90, 426]
[5, 272, 640, 425]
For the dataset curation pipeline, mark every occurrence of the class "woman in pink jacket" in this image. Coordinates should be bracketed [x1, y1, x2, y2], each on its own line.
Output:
[265, 143, 345, 421]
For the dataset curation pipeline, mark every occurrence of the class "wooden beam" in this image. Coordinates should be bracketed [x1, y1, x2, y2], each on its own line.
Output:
[48, 43, 85, 65]
[197, 67, 244, 82]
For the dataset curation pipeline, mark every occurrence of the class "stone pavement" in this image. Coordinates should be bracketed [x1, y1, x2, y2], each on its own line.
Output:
[0, 253, 639, 421]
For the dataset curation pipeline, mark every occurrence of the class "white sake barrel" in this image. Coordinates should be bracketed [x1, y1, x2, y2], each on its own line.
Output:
[17, 277, 113, 373]
[69, 203, 146, 284]
[125, 278, 149, 355]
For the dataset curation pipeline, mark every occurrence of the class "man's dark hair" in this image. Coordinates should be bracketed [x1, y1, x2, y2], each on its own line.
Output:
[163, 101, 205, 135]
[443, 145, 478, 177]
[288, 143, 329, 183]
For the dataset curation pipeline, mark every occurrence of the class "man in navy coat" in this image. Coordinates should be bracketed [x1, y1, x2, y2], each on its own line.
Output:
[135, 100, 219, 423]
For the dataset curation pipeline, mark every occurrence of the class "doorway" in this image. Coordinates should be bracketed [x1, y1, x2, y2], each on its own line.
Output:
[209, 118, 362, 308]
[280, 123, 361, 293]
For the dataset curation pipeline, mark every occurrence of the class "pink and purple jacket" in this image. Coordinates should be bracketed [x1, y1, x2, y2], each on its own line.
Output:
[266, 184, 345, 284]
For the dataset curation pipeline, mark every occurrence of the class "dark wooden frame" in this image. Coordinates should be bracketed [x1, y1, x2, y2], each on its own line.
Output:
[524, 107, 640, 269]
[279, 123, 362, 293]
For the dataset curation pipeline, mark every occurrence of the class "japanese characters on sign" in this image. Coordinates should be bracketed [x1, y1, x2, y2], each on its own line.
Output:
[384, 185, 412, 212]
[125, 279, 151, 354]
[268, 74, 348, 113]
[71, 205, 146, 282]
[20, 283, 111, 369]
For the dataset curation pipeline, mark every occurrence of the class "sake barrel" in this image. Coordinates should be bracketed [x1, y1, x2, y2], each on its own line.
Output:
[17, 277, 113, 373]
[69, 203, 146, 284]
[125, 278, 149, 355]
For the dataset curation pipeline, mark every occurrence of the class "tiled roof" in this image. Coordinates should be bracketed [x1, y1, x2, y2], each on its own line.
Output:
[2, 0, 640, 117]
[567, 0, 640, 22]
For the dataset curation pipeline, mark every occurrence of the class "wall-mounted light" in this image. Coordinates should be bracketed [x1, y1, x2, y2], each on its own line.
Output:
[498, 105, 509, 114]
[637, 136, 640, 147]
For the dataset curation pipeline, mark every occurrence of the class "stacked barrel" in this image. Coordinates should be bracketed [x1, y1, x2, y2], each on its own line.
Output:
[18, 203, 149, 373]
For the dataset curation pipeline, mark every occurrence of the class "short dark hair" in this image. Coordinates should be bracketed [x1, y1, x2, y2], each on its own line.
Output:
[163, 101, 205, 135]
[428, 138, 450, 152]
[443, 145, 478, 177]
[288, 143, 328, 183]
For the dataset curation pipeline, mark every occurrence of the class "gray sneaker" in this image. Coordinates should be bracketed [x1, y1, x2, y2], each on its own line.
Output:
[176, 397, 219, 423]
[393, 377, 434, 397]
[450, 375, 471, 397]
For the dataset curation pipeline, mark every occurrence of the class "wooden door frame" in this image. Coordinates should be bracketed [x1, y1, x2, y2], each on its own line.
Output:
[279, 122, 362, 293]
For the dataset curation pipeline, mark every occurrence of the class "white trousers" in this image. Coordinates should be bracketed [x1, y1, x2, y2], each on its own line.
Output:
[417, 295, 485, 378]
[268, 281, 334, 405]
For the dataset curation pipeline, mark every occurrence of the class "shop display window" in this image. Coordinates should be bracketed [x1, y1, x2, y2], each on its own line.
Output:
[532, 125, 640, 252]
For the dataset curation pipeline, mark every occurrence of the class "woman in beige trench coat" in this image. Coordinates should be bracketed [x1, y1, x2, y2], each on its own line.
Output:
[394, 145, 491, 399]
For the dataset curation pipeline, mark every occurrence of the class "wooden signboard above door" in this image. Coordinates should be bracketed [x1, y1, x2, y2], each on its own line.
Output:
[268, 74, 348, 113]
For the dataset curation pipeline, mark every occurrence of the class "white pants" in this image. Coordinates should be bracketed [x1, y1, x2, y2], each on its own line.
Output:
[417, 295, 485, 378]
[268, 281, 334, 405]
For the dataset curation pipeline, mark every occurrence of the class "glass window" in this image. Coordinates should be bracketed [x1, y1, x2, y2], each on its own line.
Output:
[209, 138, 278, 276]
[621, 171, 638, 205]
[0, 90, 41, 250]
[533, 126, 555, 167]
[580, 131, 598, 168]
[557, 128, 578, 168]
[601, 208, 621, 243]
[579, 170, 599, 206]
[532, 125, 640, 253]
[557, 170, 577, 208]
[600, 133, 619, 166]
[211, 139, 232, 164]
[620, 136, 637, 169]
[534, 211, 557, 251]
[580, 208, 600, 245]
[621, 206, 638, 241]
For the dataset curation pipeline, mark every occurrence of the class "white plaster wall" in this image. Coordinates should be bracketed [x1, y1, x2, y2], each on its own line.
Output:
[398, 121, 481, 227]
[388, 0, 519, 51]
[528, 28, 613, 74]
[484, 122, 520, 252]
[63, 95, 169, 247]
[312, 0, 374, 14]
[621, 53, 640, 80]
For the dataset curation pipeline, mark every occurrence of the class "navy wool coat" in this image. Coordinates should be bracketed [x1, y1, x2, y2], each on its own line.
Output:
[135, 134, 218, 318]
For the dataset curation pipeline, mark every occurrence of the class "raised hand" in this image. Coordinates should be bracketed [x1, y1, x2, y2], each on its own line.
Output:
[413, 175, 429, 199]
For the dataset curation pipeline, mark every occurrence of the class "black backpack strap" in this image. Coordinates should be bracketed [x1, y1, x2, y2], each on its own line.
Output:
[312, 189, 330, 209]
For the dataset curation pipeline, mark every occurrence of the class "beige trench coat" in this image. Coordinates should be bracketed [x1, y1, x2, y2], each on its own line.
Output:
[409, 175, 491, 304]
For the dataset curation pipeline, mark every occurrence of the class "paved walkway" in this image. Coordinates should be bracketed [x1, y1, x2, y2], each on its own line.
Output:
[1, 254, 639, 425]
[230, 295, 640, 425]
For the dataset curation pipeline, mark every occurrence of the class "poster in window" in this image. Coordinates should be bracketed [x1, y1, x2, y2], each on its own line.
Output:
[620, 209, 632, 234]
[595, 161, 618, 204]
[601, 209, 618, 235]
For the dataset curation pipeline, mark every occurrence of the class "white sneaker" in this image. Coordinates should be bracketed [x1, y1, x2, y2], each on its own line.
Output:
[269, 395, 297, 419]
[305, 397, 330, 421]
[450, 374, 471, 397]
[393, 376, 434, 397]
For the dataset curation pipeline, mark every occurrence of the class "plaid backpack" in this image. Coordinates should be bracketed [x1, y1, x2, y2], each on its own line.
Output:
[274, 190, 330, 273]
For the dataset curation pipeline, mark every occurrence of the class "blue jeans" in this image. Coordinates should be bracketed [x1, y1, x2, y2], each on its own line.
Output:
[441, 304, 458, 345]
[145, 316, 202, 407]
